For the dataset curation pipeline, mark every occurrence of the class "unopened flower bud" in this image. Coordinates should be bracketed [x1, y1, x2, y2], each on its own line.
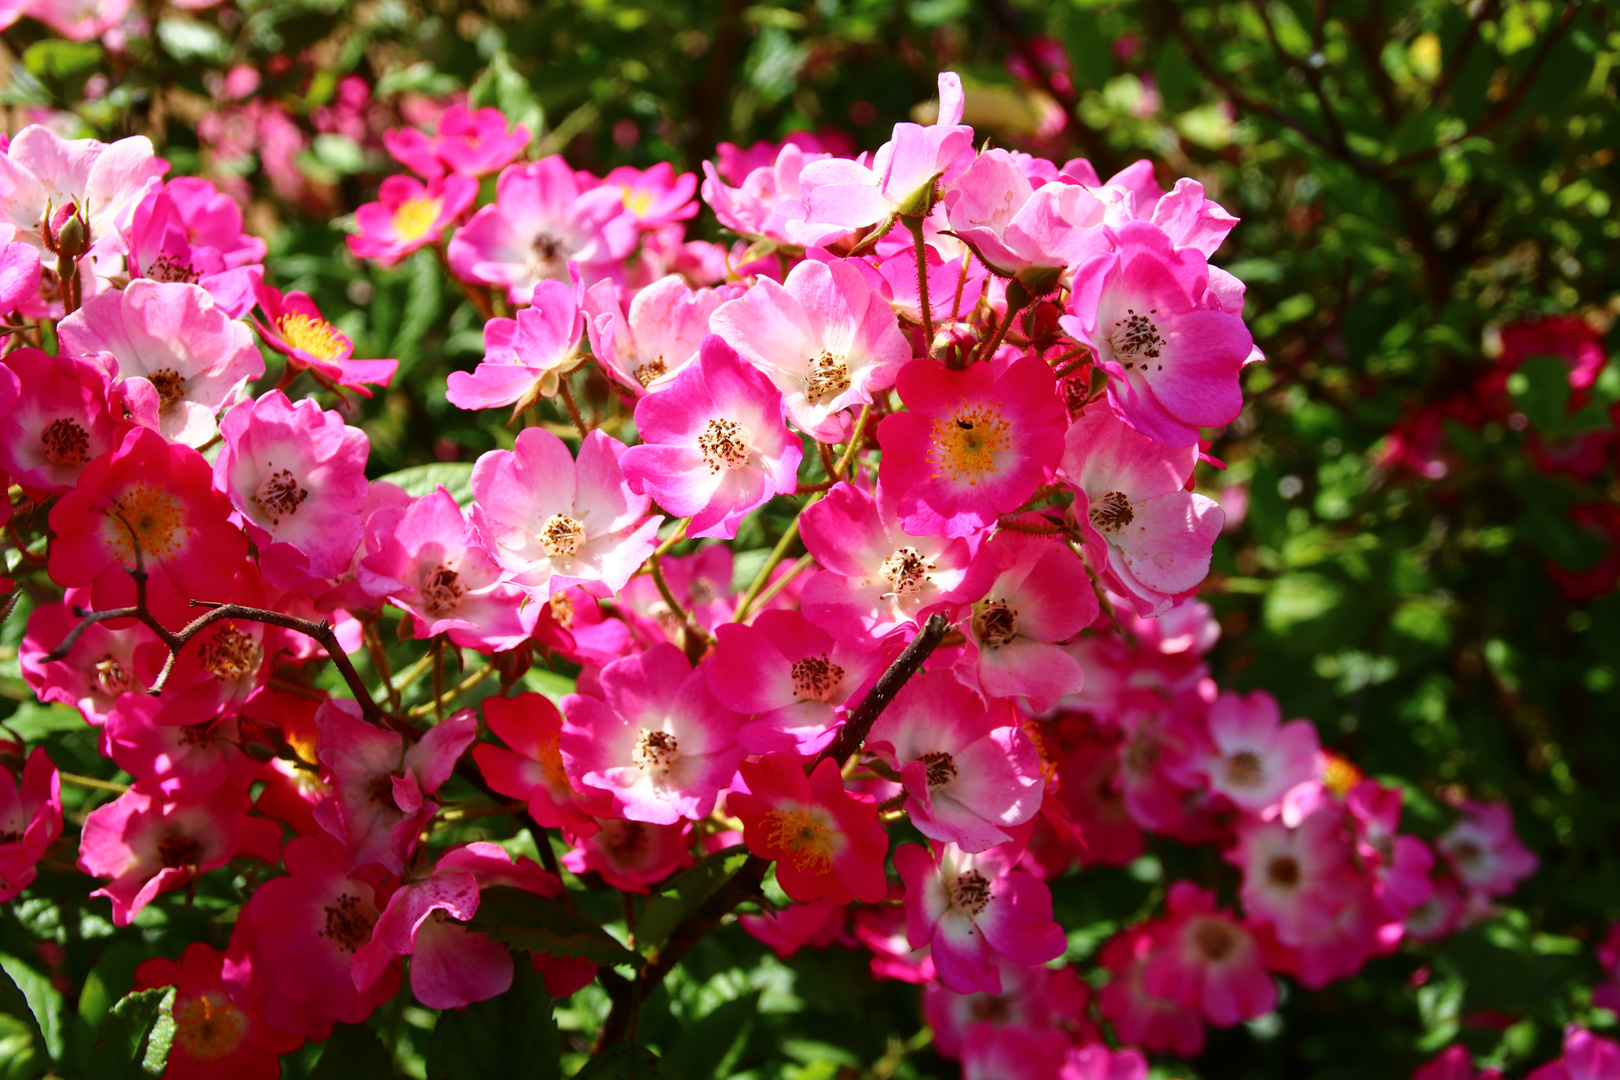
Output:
[42, 200, 91, 259]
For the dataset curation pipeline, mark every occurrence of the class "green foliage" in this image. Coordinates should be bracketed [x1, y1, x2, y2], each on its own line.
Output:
[83, 987, 176, 1080]
[469, 887, 646, 969]
[635, 846, 752, 956]
[425, 966, 561, 1080]
[573, 1045, 680, 1080]
[309, 1023, 395, 1080]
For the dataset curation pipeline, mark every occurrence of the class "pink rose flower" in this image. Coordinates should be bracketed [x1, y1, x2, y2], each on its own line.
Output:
[385, 104, 531, 179]
[620, 335, 803, 540]
[472, 692, 601, 836]
[216, 390, 371, 583]
[133, 943, 303, 1080]
[582, 274, 728, 395]
[448, 279, 584, 413]
[47, 426, 249, 630]
[58, 279, 262, 447]
[559, 642, 743, 825]
[233, 834, 402, 1039]
[729, 751, 889, 904]
[0, 747, 62, 903]
[358, 486, 533, 651]
[1063, 406, 1225, 616]
[1063, 220, 1255, 446]
[447, 156, 637, 303]
[706, 609, 880, 755]
[77, 787, 281, 926]
[798, 480, 994, 646]
[710, 257, 910, 442]
[0, 347, 124, 495]
[562, 818, 695, 893]
[1437, 799, 1539, 898]
[957, 530, 1096, 709]
[348, 173, 478, 267]
[251, 281, 398, 394]
[877, 355, 1066, 538]
[868, 669, 1045, 852]
[1143, 881, 1275, 1027]
[312, 699, 477, 874]
[469, 426, 662, 600]
[895, 839, 1066, 994]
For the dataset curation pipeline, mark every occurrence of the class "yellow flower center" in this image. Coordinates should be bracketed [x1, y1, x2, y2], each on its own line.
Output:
[929, 405, 1011, 485]
[1321, 751, 1362, 797]
[105, 483, 189, 563]
[763, 807, 835, 874]
[278, 313, 347, 363]
[173, 992, 247, 1061]
[620, 185, 655, 217]
[391, 196, 443, 243]
[534, 728, 569, 788]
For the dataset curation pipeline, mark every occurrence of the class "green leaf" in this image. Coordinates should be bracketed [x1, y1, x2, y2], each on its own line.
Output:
[424, 964, 558, 1080]
[663, 992, 757, 1080]
[390, 248, 445, 375]
[311, 134, 366, 175]
[1508, 354, 1573, 433]
[3, 701, 89, 740]
[310, 1022, 393, 1080]
[155, 19, 230, 64]
[573, 1044, 681, 1080]
[0, 956, 62, 1064]
[467, 52, 542, 145]
[468, 887, 644, 968]
[634, 845, 750, 954]
[85, 986, 174, 1080]
[376, 462, 476, 506]
[0, 963, 46, 1069]
[21, 40, 102, 81]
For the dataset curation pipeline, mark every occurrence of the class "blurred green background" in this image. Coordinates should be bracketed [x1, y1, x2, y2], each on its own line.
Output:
[1, 1, 1617, 1077]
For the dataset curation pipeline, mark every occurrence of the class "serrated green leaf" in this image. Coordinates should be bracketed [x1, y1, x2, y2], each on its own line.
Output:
[573, 1044, 681, 1080]
[376, 462, 476, 506]
[424, 964, 558, 1080]
[310, 1022, 393, 1080]
[85, 986, 174, 1080]
[0, 956, 62, 1064]
[468, 887, 643, 968]
[139, 995, 174, 1078]
[634, 845, 749, 955]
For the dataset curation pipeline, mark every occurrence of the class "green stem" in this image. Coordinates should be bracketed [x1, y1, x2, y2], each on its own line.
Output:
[974, 280, 1034, 366]
[906, 216, 935, 351]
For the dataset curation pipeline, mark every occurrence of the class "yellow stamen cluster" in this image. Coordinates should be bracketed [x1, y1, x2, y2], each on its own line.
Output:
[173, 993, 248, 1061]
[105, 483, 189, 563]
[929, 405, 1011, 486]
[762, 807, 836, 874]
[391, 196, 443, 242]
[278, 313, 347, 363]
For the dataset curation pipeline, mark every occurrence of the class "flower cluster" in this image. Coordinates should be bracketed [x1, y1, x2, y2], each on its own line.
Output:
[0, 73, 1547, 1078]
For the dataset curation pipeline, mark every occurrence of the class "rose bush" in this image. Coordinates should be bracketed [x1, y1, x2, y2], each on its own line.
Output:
[0, 2, 1613, 1079]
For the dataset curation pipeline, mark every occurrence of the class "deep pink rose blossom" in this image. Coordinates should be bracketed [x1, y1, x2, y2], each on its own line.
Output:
[620, 335, 803, 540]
